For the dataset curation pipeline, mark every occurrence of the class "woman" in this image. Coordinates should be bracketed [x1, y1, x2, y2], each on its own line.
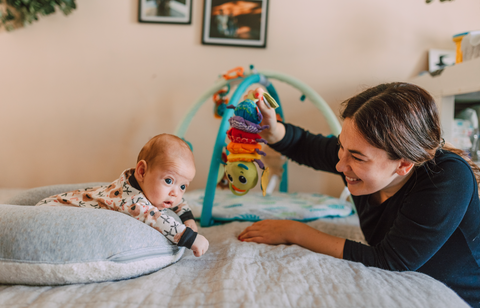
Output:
[238, 83, 480, 307]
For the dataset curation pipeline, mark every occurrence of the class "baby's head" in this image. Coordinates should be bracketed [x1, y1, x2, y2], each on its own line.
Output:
[134, 134, 196, 210]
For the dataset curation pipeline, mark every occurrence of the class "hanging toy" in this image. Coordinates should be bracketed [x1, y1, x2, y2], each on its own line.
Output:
[224, 92, 279, 196]
[213, 85, 230, 119]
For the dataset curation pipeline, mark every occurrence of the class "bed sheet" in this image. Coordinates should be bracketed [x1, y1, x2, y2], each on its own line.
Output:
[0, 205, 468, 308]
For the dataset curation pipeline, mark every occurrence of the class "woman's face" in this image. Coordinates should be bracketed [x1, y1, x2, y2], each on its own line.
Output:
[335, 118, 410, 198]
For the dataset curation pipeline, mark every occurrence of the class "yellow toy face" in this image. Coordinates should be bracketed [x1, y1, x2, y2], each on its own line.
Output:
[225, 161, 258, 196]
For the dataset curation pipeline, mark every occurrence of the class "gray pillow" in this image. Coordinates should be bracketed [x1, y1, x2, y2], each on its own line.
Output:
[0, 183, 185, 285]
[5, 182, 109, 206]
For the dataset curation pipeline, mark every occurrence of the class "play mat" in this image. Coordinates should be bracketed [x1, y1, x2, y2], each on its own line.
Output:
[185, 189, 353, 222]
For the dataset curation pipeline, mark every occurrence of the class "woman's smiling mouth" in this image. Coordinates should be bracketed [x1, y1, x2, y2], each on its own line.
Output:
[345, 176, 361, 184]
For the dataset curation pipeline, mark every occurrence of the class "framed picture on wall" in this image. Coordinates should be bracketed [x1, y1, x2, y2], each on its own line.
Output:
[202, 0, 269, 48]
[138, 0, 192, 24]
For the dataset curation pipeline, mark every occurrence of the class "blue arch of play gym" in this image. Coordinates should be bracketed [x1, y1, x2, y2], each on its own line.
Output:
[175, 67, 342, 227]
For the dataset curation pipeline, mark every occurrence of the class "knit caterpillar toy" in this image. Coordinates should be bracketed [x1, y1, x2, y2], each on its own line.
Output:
[224, 92, 279, 196]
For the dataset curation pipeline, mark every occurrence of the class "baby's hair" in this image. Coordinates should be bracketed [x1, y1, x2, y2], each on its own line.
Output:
[137, 134, 193, 169]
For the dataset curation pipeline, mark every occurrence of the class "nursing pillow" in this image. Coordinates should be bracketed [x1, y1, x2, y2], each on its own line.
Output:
[0, 183, 185, 285]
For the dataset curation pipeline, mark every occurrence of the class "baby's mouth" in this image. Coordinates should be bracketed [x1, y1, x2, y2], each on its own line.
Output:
[163, 201, 173, 207]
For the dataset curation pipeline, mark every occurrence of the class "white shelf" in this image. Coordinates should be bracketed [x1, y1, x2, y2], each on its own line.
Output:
[409, 57, 480, 143]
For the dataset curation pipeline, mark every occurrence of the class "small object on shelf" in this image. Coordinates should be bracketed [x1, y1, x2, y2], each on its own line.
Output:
[452, 32, 470, 64]
[461, 31, 480, 62]
[428, 49, 455, 72]
[452, 119, 473, 151]
[470, 130, 480, 161]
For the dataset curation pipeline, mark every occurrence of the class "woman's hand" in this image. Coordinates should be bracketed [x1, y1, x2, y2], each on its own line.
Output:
[237, 220, 299, 245]
[237, 219, 346, 259]
[244, 88, 285, 144]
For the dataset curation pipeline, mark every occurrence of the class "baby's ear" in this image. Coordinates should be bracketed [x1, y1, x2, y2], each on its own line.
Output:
[135, 160, 148, 181]
[396, 159, 414, 176]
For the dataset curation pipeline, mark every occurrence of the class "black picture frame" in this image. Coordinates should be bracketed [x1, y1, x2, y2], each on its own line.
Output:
[202, 0, 269, 48]
[138, 0, 192, 25]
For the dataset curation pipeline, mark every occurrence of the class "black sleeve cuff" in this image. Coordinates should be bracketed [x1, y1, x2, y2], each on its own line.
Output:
[179, 211, 195, 222]
[177, 227, 197, 249]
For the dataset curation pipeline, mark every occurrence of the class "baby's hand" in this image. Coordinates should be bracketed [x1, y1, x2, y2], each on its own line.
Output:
[191, 234, 209, 257]
[184, 219, 198, 232]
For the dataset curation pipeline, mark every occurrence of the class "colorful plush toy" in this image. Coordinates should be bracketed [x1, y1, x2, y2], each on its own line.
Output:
[223, 92, 278, 196]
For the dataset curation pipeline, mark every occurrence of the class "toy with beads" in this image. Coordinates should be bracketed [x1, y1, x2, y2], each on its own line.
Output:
[224, 96, 272, 196]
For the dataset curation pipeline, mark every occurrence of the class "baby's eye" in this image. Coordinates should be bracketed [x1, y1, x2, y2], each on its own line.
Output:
[164, 178, 172, 184]
[180, 185, 186, 191]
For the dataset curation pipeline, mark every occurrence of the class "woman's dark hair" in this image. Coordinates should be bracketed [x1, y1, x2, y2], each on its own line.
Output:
[340, 82, 480, 185]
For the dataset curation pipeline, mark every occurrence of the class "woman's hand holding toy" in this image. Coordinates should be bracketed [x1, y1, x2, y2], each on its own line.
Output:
[251, 88, 286, 144]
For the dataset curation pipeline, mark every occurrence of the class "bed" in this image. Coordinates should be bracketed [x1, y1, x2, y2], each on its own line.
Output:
[0, 68, 470, 307]
[0, 187, 469, 308]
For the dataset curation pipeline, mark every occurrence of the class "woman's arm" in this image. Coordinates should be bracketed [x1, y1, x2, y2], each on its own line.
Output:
[238, 220, 346, 259]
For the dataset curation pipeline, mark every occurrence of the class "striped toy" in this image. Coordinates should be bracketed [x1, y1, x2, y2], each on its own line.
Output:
[224, 93, 278, 196]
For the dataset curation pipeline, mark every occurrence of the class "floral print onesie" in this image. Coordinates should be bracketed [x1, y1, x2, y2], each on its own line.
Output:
[35, 168, 197, 248]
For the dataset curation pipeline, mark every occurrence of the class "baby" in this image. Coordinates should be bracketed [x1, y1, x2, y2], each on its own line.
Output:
[36, 134, 209, 257]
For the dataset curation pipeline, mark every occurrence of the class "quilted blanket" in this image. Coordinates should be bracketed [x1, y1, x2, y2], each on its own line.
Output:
[0, 215, 468, 308]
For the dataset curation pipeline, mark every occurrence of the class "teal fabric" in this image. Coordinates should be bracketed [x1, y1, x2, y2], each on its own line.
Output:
[185, 189, 353, 222]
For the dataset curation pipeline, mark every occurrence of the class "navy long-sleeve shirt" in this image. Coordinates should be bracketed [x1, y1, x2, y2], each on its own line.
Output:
[270, 123, 480, 307]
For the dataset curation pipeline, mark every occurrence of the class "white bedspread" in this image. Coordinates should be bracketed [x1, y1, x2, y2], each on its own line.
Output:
[0, 215, 468, 308]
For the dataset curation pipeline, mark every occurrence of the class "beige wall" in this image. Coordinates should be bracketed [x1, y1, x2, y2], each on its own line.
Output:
[1, 0, 479, 198]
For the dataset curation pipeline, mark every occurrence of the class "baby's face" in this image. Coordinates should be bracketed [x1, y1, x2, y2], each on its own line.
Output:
[142, 159, 196, 210]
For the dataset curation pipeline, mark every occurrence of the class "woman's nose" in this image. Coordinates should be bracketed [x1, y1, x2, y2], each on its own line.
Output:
[336, 155, 350, 173]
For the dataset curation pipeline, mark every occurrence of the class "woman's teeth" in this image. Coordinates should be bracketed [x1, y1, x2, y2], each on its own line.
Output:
[346, 176, 361, 182]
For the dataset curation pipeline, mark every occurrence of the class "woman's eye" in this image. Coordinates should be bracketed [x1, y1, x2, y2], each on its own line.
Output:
[352, 156, 363, 162]
[180, 185, 186, 191]
[164, 178, 172, 184]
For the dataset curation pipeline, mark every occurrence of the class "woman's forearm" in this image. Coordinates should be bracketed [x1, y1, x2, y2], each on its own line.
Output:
[287, 222, 346, 259]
